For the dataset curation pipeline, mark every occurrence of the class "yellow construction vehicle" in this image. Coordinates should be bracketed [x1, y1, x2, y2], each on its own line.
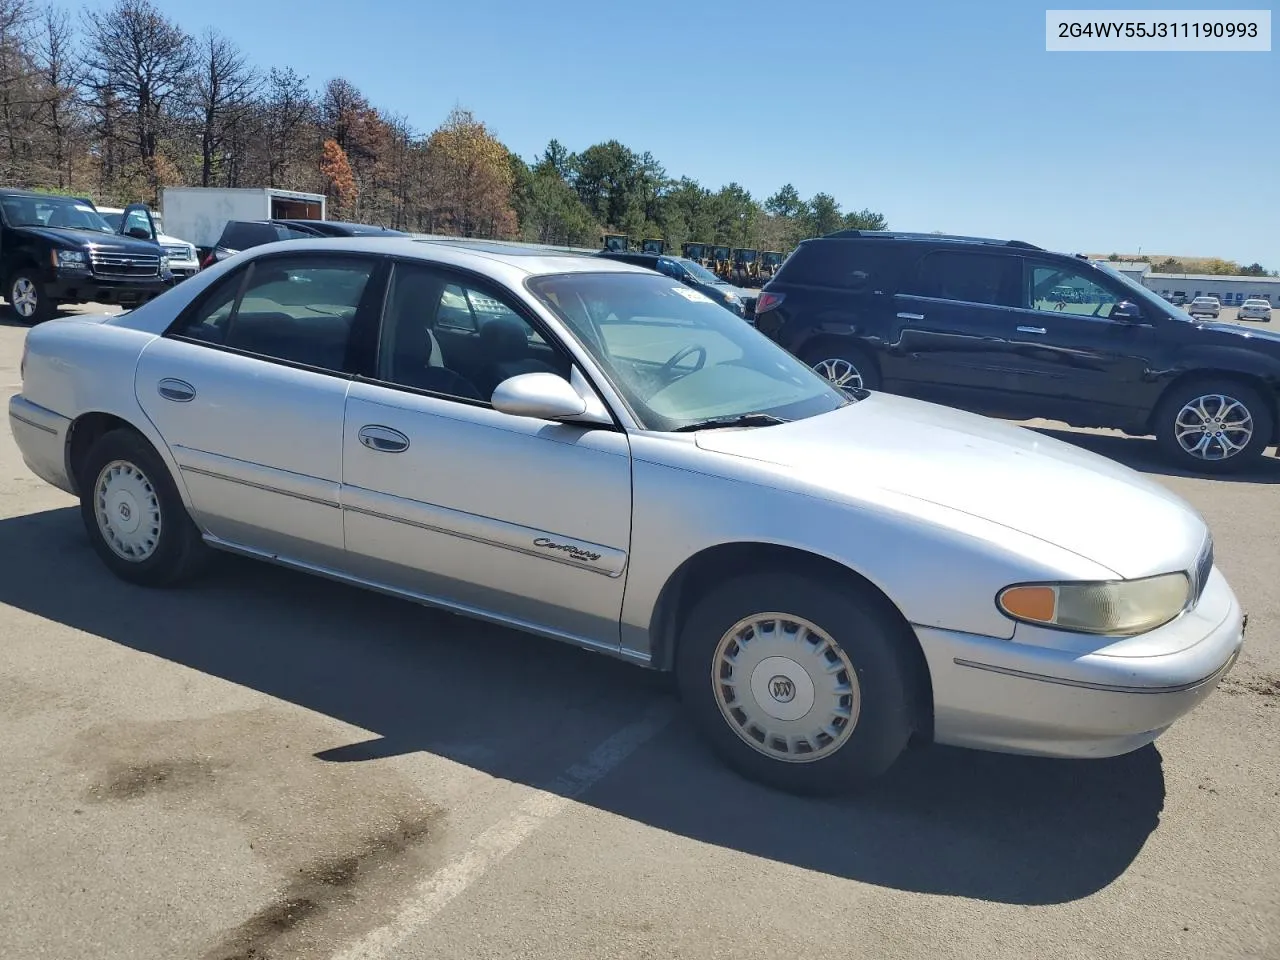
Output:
[682, 242, 711, 266]
[760, 251, 784, 283]
[602, 233, 629, 252]
[732, 248, 759, 286]
[711, 245, 733, 282]
[641, 237, 666, 255]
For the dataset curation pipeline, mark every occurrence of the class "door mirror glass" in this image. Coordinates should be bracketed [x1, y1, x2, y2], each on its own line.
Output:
[1112, 300, 1143, 322]
[491, 372, 588, 420]
[120, 203, 156, 242]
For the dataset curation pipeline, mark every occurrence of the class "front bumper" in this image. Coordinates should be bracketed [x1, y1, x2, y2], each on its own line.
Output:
[9, 394, 75, 496]
[46, 271, 173, 306]
[169, 262, 200, 280]
[916, 566, 1245, 759]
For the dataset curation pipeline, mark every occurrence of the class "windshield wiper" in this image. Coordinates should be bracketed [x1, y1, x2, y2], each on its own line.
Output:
[672, 412, 790, 432]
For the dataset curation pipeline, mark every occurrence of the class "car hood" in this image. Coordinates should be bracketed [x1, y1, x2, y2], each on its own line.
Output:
[18, 225, 162, 254]
[1195, 321, 1280, 346]
[694, 392, 1206, 578]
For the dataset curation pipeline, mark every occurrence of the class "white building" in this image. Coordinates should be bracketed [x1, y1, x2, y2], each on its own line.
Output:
[1093, 260, 1280, 304]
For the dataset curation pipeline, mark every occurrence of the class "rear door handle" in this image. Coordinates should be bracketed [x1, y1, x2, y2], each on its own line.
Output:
[157, 378, 196, 402]
[897, 312, 925, 320]
[1017, 325, 1047, 335]
[358, 425, 410, 453]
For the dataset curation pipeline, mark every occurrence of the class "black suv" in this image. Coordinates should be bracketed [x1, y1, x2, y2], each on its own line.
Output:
[595, 250, 755, 318]
[755, 230, 1280, 473]
[0, 191, 173, 322]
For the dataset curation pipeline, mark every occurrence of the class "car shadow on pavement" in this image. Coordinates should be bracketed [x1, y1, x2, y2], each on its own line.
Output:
[1030, 426, 1280, 484]
[0, 506, 1166, 906]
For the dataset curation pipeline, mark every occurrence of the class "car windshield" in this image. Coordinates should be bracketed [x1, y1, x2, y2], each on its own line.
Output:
[679, 259, 723, 284]
[527, 271, 851, 431]
[1092, 261, 1198, 322]
[100, 212, 124, 231]
[1, 194, 114, 234]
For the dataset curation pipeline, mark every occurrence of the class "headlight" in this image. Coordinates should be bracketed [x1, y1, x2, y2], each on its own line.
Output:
[160, 255, 170, 273]
[723, 292, 739, 302]
[997, 572, 1190, 636]
[54, 249, 86, 268]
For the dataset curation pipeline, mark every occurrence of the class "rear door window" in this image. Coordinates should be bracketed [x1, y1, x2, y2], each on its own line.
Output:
[904, 251, 1020, 307]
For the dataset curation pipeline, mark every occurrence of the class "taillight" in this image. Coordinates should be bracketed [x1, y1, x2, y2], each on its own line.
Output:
[755, 291, 786, 315]
[20, 337, 28, 381]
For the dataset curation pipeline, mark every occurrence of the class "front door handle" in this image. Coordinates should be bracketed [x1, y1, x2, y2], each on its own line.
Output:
[897, 312, 925, 321]
[358, 425, 410, 453]
[1017, 325, 1047, 335]
[157, 378, 196, 402]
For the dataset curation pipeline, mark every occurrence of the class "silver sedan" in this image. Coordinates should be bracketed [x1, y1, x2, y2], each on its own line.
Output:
[8, 237, 1247, 794]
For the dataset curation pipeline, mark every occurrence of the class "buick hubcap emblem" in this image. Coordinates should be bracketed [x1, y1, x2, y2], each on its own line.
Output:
[118, 503, 131, 521]
[768, 676, 796, 703]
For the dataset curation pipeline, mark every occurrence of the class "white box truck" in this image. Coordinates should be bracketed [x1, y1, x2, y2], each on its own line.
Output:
[160, 187, 326, 255]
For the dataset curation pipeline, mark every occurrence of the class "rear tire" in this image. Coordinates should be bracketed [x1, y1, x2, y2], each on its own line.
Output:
[676, 571, 916, 795]
[78, 428, 210, 586]
[801, 342, 881, 391]
[1154, 378, 1274, 474]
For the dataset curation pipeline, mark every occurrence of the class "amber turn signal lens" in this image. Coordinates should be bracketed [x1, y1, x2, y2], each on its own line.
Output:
[998, 585, 1058, 623]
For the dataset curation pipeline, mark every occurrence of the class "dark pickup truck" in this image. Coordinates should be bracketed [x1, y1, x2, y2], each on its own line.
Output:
[0, 190, 173, 323]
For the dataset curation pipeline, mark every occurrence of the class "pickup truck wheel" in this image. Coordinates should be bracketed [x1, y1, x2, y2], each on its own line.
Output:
[78, 428, 210, 587]
[802, 343, 881, 391]
[676, 571, 914, 795]
[7, 271, 52, 324]
[1155, 379, 1274, 473]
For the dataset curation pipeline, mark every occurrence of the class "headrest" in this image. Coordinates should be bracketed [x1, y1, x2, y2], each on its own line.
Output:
[478, 318, 529, 361]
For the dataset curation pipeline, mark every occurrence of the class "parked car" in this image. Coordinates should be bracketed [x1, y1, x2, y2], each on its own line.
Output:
[200, 219, 318, 267]
[0, 190, 173, 323]
[754, 230, 1280, 473]
[9, 237, 1246, 795]
[97, 205, 201, 280]
[596, 250, 755, 318]
[1187, 296, 1221, 318]
[1169, 292, 1188, 306]
[1239, 299, 1273, 322]
[272, 219, 407, 238]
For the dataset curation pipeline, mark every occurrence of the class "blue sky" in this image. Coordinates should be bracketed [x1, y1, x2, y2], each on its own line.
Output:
[81, 0, 1278, 264]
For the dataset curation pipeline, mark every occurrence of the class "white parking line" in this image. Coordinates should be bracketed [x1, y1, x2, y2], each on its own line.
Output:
[329, 701, 676, 960]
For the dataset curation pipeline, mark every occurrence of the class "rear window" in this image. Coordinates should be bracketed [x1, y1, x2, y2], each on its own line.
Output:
[773, 240, 899, 292]
[220, 221, 311, 249]
[902, 250, 1021, 307]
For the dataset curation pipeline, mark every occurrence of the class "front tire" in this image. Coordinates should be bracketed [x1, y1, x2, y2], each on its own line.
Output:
[7, 270, 53, 324]
[1154, 378, 1274, 473]
[676, 571, 916, 795]
[78, 428, 209, 586]
[802, 342, 881, 391]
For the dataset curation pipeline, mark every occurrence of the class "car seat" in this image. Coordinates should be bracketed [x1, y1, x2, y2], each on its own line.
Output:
[476, 318, 558, 397]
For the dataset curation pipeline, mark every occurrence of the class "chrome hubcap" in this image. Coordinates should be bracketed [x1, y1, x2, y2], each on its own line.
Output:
[1174, 394, 1254, 461]
[94, 460, 162, 561]
[812, 357, 863, 390]
[11, 278, 38, 318]
[711, 613, 860, 763]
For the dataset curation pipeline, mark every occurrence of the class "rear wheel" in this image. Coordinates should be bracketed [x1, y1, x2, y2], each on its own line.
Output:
[1154, 378, 1274, 473]
[7, 270, 53, 324]
[676, 571, 915, 795]
[802, 342, 881, 391]
[78, 428, 210, 586]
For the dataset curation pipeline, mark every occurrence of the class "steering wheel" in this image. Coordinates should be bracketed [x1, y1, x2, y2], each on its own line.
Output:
[660, 344, 707, 377]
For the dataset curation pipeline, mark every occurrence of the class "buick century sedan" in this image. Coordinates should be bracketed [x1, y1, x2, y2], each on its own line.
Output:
[9, 238, 1247, 794]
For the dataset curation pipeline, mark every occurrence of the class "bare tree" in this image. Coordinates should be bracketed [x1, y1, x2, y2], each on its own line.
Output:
[0, 0, 34, 183]
[259, 66, 313, 188]
[82, 0, 194, 192]
[191, 28, 257, 187]
[33, 5, 79, 188]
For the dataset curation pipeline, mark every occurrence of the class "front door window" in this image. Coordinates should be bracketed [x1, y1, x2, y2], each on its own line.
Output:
[1026, 264, 1121, 319]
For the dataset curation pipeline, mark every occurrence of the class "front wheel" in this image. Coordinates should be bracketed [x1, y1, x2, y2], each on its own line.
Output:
[1154, 379, 1274, 473]
[7, 271, 53, 324]
[78, 428, 210, 586]
[676, 571, 916, 795]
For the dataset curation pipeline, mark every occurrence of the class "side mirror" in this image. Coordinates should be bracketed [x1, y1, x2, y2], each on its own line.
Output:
[491, 372, 588, 420]
[126, 226, 152, 240]
[1112, 300, 1143, 322]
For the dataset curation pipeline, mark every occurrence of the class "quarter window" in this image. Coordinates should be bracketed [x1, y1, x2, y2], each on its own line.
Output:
[1025, 264, 1121, 319]
[906, 251, 1020, 307]
[169, 256, 377, 372]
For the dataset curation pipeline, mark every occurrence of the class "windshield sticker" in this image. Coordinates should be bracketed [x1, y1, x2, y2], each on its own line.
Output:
[73, 204, 96, 213]
[672, 286, 713, 304]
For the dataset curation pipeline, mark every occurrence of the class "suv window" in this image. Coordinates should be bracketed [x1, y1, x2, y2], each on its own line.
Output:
[1025, 262, 1123, 318]
[905, 250, 1020, 307]
[774, 241, 898, 292]
[220, 221, 312, 250]
[170, 256, 377, 371]
[654, 257, 684, 279]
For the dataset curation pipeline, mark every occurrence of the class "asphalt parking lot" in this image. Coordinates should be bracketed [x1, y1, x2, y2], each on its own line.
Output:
[1, 305, 1277, 960]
